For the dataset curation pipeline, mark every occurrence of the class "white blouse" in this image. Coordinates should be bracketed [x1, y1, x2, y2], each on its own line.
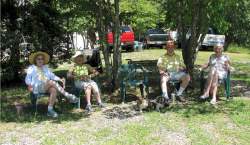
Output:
[208, 54, 230, 73]
[25, 65, 60, 94]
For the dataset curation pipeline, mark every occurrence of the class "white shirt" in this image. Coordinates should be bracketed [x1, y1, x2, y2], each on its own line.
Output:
[25, 65, 60, 94]
[208, 54, 230, 78]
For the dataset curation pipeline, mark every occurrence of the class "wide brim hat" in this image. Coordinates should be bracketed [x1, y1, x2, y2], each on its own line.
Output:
[29, 51, 50, 64]
[72, 51, 87, 63]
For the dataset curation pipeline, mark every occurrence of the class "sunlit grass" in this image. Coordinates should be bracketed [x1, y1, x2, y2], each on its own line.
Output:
[1, 46, 250, 145]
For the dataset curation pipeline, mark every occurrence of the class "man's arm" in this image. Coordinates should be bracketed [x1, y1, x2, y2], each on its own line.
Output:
[67, 67, 75, 79]
[157, 57, 168, 74]
[88, 65, 99, 78]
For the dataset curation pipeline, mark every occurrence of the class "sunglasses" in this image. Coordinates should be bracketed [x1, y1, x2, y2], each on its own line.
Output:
[36, 57, 44, 61]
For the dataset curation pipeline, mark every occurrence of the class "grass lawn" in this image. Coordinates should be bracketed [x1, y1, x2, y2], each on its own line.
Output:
[1, 47, 250, 145]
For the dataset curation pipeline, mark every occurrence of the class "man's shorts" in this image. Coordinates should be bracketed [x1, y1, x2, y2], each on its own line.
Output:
[74, 80, 100, 94]
[169, 71, 187, 81]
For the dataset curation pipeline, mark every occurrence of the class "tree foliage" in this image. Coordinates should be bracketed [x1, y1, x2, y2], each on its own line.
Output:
[120, 0, 165, 39]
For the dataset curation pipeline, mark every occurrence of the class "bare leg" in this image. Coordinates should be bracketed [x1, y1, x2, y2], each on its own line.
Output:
[84, 86, 92, 105]
[177, 74, 190, 97]
[202, 69, 216, 96]
[91, 83, 102, 104]
[180, 74, 190, 88]
[94, 91, 101, 104]
[160, 74, 169, 98]
[45, 80, 77, 102]
[210, 73, 219, 104]
[48, 87, 57, 106]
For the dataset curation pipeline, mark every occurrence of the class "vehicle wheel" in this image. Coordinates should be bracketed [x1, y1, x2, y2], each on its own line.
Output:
[201, 45, 208, 51]
[143, 41, 149, 49]
[177, 42, 181, 49]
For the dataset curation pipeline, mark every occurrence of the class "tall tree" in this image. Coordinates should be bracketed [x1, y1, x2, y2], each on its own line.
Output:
[112, 0, 121, 89]
[164, 0, 210, 77]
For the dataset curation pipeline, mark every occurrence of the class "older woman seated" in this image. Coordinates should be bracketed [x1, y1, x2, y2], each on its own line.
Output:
[25, 51, 79, 118]
[199, 43, 230, 104]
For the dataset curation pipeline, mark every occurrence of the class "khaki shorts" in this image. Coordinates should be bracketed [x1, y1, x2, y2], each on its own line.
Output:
[74, 80, 100, 95]
[169, 71, 187, 81]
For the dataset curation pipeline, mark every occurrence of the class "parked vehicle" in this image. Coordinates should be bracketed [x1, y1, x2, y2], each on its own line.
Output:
[178, 27, 225, 50]
[107, 26, 135, 51]
[143, 29, 168, 48]
[201, 28, 225, 49]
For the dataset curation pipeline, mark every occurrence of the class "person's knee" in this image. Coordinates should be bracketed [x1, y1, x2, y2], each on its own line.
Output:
[161, 76, 168, 84]
[84, 86, 92, 94]
[185, 74, 191, 82]
[49, 87, 57, 96]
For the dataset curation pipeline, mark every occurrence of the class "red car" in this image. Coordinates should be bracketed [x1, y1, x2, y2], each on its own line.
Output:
[107, 26, 135, 51]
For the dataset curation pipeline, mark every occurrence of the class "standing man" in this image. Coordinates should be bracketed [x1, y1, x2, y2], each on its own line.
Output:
[157, 40, 190, 101]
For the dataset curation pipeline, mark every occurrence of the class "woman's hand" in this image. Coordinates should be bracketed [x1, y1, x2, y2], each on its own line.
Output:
[199, 63, 209, 71]
[67, 71, 75, 79]
[28, 85, 33, 92]
[224, 61, 230, 70]
[80, 75, 90, 81]
[61, 78, 66, 89]
[159, 69, 165, 75]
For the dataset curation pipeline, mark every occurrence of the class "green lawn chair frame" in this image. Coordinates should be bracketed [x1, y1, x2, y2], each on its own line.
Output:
[71, 79, 101, 109]
[167, 80, 181, 104]
[72, 88, 82, 108]
[200, 69, 231, 99]
[119, 62, 149, 103]
[30, 92, 63, 116]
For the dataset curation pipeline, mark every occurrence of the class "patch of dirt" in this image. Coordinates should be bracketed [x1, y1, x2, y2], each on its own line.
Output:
[150, 126, 191, 145]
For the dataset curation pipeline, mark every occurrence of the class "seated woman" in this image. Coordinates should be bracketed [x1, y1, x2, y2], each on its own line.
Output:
[199, 43, 230, 104]
[67, 51, 104, 112]
[25, 51, 79, 118]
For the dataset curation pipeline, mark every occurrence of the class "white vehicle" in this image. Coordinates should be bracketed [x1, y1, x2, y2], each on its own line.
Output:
[201, 28, 225, 48]
[180, 27, 225, 50]
[202, 34, 225, 47]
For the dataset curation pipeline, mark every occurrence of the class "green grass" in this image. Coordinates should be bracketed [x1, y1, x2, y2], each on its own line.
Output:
[227, 44, 250, 54]
[1, 47, 250, 145]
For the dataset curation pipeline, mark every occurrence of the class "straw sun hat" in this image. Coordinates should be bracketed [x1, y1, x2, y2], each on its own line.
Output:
[72, 51, 87, 63]
[29, 51, 50, 64]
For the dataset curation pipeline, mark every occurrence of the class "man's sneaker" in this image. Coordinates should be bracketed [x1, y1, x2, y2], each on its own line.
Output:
[162, 93, 169, 100]
[98, 102, 106, 108]
[177, 95, 185, 102]
[69, 95, 79, 103]
[47, 109, 58, 118]
[85, 104, 93, 112]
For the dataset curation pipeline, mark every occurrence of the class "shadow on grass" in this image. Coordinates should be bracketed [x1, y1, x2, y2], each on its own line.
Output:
[158, 98, 248, 118]
[0, 101, 85, 123]
[1, 60, 250, 123]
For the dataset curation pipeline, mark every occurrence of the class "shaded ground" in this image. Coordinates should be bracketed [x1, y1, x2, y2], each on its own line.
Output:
[1, 49, 250, 145]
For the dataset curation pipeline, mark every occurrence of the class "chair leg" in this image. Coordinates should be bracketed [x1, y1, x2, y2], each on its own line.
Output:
[122, 87, 126, 104]
[35, 99, 38, 117]
[120, 81, 126, 103]
[225, 78, 231, 100]
[200, 71, 205, 94]
[78, 97, 81, 109]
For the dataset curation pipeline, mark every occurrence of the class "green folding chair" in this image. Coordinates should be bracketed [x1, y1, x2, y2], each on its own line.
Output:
[29, 92, 63, 116]
[200, 69, 231, 99]
[118, 60, 149, 103]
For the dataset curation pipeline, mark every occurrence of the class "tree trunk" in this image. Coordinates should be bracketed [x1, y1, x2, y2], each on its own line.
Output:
[179, 0, 209, 79]
[97, 0, 112, 82]
[112, 0, 121, 90]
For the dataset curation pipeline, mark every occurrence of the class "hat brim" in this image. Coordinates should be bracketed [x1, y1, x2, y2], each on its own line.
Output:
[72, 54, 87, 63]
[29, 51, 50, 64]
